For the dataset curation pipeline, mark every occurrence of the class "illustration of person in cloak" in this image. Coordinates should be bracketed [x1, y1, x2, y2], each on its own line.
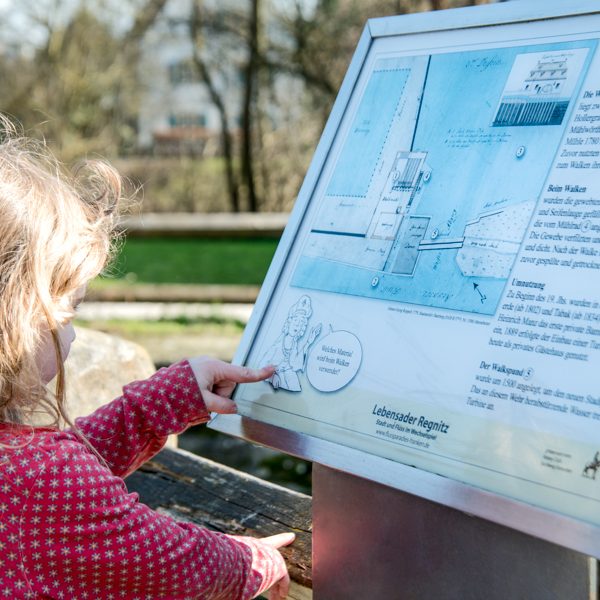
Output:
[261, 295, 321, 391]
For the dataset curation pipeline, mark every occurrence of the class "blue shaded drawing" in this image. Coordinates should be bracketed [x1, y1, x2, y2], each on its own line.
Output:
[327, 65, 409, 197]
[292, 40, 597, 316]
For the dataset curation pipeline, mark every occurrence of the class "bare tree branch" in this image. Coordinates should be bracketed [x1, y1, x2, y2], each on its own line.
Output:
[190, 0, 240, 212]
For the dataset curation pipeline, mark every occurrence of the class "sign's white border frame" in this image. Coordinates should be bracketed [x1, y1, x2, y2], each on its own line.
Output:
[211, 0, 600, 559]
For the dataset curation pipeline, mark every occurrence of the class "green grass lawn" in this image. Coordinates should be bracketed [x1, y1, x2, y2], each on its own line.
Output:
[102, 237, 279, 285]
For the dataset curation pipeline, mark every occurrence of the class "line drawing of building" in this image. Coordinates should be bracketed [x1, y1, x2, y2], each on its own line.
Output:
[492, 50, 587, 127]
[524, 58, 567, 94]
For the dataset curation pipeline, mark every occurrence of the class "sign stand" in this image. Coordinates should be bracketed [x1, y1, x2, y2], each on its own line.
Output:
[313, 464, 596, 598]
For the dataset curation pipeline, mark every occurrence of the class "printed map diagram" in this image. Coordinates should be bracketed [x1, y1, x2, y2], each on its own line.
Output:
[292, 42, 595, 315]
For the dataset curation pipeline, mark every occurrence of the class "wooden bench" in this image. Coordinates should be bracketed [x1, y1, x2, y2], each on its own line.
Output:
[126, 447, 312, 599]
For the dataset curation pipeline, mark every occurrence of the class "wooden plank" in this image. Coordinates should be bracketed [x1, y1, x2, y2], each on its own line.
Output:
[85, 283, 260, 304]
[119, 212, 288, 238]
[285, 581, 313, 600]
[126, 447, 312, 592]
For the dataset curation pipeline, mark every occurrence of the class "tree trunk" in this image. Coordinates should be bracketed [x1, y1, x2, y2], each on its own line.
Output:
[240, 0, 261, 212]
[190, 1, 240, 213]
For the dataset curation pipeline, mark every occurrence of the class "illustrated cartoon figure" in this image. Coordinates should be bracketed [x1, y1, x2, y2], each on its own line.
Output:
[261, 295, 322, 391]
[583, 451, 600, 479]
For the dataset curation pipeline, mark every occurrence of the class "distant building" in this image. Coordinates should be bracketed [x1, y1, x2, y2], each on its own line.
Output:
[137, 0, 307, 156]
[137, 0, 244, 156]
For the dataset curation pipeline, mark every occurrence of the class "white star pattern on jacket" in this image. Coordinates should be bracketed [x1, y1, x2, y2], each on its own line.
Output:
[0, 360, 285, 599]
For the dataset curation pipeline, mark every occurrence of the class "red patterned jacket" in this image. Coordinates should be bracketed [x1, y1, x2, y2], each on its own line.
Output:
[0, 360, 286, 599]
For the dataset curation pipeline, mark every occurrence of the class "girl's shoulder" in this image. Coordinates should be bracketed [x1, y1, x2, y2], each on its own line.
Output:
[0, 424, 81, 466]
[0, 425, 106, 507]
[0, 427, 86, 512]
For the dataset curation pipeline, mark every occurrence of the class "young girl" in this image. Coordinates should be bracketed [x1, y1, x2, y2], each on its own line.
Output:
[0, 120, 294, 599]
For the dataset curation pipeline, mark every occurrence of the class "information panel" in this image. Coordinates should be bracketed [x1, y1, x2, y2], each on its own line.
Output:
[212, 1, 600, 551]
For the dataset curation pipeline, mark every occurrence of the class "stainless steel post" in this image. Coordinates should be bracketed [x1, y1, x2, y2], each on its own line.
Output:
[313, 464, 597, 599]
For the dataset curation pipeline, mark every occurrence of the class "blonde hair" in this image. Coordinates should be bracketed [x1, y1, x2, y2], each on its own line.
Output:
[0, 117, 120, 426]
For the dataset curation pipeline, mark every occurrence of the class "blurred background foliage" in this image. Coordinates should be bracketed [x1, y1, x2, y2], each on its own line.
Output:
[0, 0, 490, 214]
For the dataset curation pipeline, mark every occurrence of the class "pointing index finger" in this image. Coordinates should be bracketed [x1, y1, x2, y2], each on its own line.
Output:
[220, 363, 275, 383]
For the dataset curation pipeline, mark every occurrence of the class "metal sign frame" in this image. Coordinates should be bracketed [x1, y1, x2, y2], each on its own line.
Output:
[211, 0, 600, 558]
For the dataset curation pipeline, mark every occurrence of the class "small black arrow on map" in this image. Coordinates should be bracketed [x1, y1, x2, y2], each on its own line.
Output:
[473, 282, 486, 304]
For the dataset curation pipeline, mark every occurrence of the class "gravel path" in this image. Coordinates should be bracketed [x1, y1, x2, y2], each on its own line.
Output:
[77, 301, 254, 323]
[76, 302, 255, 365]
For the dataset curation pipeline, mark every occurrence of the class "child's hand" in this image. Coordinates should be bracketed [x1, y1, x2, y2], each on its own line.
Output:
[259, 532, 296, 600]
[187, 357, 275, 414]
